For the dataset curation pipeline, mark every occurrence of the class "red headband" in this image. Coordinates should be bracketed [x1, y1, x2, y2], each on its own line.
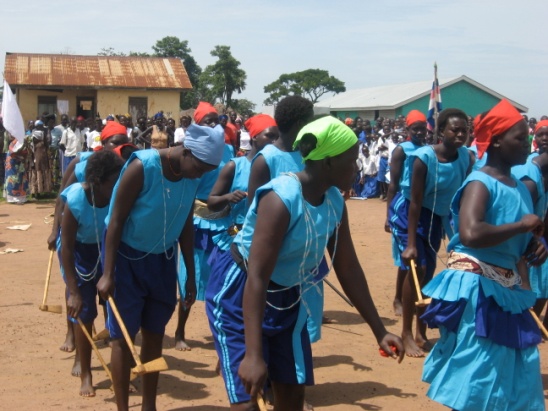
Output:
[224, 122, 238, 145]
[474, 99, 524, 159]
[534, 120, 548, 134]
[244, 114, 277, 138]
[101, 121, 127, 141]
[194, 102, 217, 124]
[406, 110, 427, 127]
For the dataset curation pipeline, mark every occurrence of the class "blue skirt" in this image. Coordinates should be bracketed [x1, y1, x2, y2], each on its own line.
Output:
[421, 269, 543, 411]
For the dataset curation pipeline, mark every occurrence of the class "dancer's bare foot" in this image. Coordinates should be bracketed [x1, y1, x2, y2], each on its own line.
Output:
[71, 357, 82, 377]
[304, 400, 314, 411]
[60, 333, 76, 352]
[402, 332, 425, 358]
[79, 372, 95, 397]
[175, 338, 191, 351]
[393, 298, 403, 316]
[416, 336, 433, 352]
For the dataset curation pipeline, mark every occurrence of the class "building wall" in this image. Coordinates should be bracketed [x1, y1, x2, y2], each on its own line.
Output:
[16, 88, 95, 122]
[396, 81, 503, 118]
[97, 90, 180, 120]
[15, 88, 181, 123]
[329, 109, 396, 123]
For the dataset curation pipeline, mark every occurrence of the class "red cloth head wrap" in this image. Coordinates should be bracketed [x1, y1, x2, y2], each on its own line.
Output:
[194, 102, 217, 124]
[474, 99, 524, 159]
[534, 120, 548, 134]
[344, 118, 353, 126]
[112, 143, 138, 159]
[101, 121, 127, 141]
[244, 114, 277, 138]
[406, 110, 427, 127]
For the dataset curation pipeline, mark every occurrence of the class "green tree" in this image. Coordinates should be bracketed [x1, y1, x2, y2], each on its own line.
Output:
[263, 69, 346, 105]
[98, 47, 126, 56]
[152, 36, 202, 110]
[200, 45, 246, 108]
[230, 98, 256, 118]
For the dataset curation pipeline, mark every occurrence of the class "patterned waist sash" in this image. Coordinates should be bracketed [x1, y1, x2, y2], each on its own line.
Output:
[447, 251, 521, 288]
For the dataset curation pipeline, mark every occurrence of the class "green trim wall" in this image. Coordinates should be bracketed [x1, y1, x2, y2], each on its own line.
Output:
[396, 80, 504, 118]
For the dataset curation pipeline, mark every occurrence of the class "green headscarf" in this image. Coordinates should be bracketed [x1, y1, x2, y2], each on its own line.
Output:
[293, 116, 358, 161]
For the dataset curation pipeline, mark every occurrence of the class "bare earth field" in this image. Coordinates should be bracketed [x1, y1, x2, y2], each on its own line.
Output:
[1, 198, 547, 410]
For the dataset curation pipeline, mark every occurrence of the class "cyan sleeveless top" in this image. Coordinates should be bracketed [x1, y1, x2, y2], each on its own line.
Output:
[230, 156, 252, 225]
[255, 144, 304, 179]
[448, 171, 534, 269]
[468, 145, 488, 171]
[399, 141, 423, 197]
[74, 151, 94, 183]
[513, 159, 548, 219]
[234, 174, 344, 287]
[61, 183, 109, 244]
[406, 145, 470, 216]
[195, 144, 234, 200]
[105, 150, 199, 254]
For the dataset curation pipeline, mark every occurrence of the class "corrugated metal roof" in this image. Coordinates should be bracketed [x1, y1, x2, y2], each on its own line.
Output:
[316, 75, 527, 112]
[4, 52, 192, 90]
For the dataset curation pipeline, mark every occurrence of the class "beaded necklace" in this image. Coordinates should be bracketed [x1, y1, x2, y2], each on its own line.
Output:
[74, 185, 102, 281]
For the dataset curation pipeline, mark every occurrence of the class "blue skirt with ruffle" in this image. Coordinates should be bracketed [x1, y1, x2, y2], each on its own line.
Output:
[421, 269, 544, 411]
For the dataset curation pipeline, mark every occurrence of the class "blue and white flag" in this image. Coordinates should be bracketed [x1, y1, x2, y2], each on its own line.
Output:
[427, 63, 442, 131]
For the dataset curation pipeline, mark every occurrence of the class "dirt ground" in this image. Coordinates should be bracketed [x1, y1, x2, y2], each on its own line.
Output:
[1, 198, 547, 411]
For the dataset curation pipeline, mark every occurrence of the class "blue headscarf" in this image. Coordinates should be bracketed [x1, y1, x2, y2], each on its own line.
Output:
[184, 124, 225, 166]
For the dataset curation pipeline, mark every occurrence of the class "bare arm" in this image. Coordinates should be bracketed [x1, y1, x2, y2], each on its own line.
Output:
[60, 205, 83, 319]
[208, 161, 247, 211]
[328, 205, 404, 361]
[401, 157, 427, 265]
[458, 181, 542, 248]
[96, 160, 144, 299]
[178, 209, 197, 309]
[246, 155, 270, 209]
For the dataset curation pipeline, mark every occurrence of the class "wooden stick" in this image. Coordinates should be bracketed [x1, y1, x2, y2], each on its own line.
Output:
[77, 317, 113, 383]
[107, 296, 168, 375]
[257, 393, 268, 411]
[409, 259, 431, 307]
[39, 250, 63, 314]
[529, 308, 548, 339]
[324, 279, 354, 307]
[92, 328, 110, 341]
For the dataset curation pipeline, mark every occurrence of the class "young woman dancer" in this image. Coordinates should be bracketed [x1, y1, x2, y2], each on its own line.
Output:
[392, 109, 474, 357]
[97, 123, 225, 411]
[421, 99, 546, 411]
[206, 116, 404, 411]
[60, 150, 124, 396]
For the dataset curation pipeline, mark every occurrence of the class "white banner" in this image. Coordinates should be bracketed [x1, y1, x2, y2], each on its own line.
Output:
[1, 80, 25, 146]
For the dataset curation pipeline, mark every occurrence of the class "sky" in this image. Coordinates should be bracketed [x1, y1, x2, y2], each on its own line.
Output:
[2, 0, 547, 116]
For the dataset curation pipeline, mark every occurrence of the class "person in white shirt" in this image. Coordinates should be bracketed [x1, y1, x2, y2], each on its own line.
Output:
[174, 115, 191, 145]
[358, 145, 379, 198]
[59, 117, 84, 174]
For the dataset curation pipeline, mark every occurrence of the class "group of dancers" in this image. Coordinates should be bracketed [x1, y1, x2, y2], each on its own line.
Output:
[47, 95, 548, 411]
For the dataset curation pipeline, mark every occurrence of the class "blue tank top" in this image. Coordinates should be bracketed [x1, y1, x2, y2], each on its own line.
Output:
[255, 144, 304, 179]
[406, 145, 470, 216]
[230, 156, 252, 225]
[61, 183, 109, 244]
[448, 171, 533, 269]
[468, 146, 487, 171]
[195, 144, 234, 200]
[105, 150, 200, 254]
[74, 151, 94, 183]
[512, 159, 548, 219]
[234, 174, 344, 287]
[399, 141, 423, 197]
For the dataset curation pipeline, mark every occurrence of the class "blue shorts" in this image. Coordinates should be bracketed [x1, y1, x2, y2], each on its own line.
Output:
[377, 157, 389, 183]
[104, 240, 178, 340]
[388, 192, 443, 282]
[59, 241, 103, 324]
[206, 251, 313, 404]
